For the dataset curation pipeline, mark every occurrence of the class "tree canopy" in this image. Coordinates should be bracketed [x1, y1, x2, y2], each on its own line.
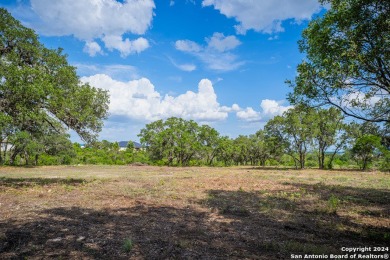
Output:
[288, 0, 389, 123]
[0, 8, 109, 146]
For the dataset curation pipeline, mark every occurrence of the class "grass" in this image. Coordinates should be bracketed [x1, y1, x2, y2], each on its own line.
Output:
[0, 165, 389, 259]
[326, 194, 341, 213]
[122, 238, 133, 253]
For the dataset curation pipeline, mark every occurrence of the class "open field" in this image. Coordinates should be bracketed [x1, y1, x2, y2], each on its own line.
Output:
[0, 166, 389, 259]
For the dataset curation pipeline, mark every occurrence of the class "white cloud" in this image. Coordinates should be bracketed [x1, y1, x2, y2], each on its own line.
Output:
[83, 41, 104, 57]
[207, 32, 241, 52]
[268, 35, 279, 41]
[202, 0, 322, 34]
[176, 63, 197, 72]
[220, 103, 241, 113]
[236, 99, 292, 122]
[30, 0, 155, 56]
[340, 91, 381, 108]
[237, 107, 262, 122]
[168, 56, 197, 72]
[260, 99, 292, 117]
[232, 104, 241, 111]
[175, 32, 243, 71]
[103, 35, 149, 57]
[175, 40, 202, 52]
[81, 74, 232, 122]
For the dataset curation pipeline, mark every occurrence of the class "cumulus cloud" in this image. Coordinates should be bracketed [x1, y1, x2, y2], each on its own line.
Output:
[202, 0, 322, 34]
[206, 32, 241, 52]
[237, 107, 262, 122]
[175, 32, 243, 71]
[103, 35, 149, 57]
[81, 74, 293, 125]
[30, 0, 155, 56]
[260, 99, 292, 117]
[81, 74, 232, 122]
[236, 99, 292, 122]
[83, 41, 104, 57]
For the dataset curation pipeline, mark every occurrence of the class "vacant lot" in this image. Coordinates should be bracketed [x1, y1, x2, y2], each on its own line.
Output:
[0, 166, 389, 259]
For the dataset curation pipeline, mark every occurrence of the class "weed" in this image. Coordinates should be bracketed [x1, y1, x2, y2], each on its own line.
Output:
[327, 194, 340, 213]
[122, 238, 133, 253]
[221, 205, 250, 216]
[282, 240, 330, 255]
[258, 201, 273, 212]
[62, 184, 74, 192]
[363, 230, 390, 243]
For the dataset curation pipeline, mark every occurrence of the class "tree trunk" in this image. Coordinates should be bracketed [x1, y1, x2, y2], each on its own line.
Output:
[260, 160, 266, 167]
[10, 151, 18, 165]
[299, 152, 305, 169]
[35, 154, 39, 166]
[321, 151, 325, 169]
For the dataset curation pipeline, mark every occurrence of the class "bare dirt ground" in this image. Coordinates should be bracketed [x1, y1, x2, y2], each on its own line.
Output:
[0, 165, 389, 259]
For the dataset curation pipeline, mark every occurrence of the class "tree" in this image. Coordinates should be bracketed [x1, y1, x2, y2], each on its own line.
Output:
[252, 130, 273, 166]
[263, 126, 285, 164]
[139, 117, 204, 166]
[312, 107, 346, 169]
[288, 0, 389, 123]
[198, 125, 220, 165]
[216, 136, 234, 166]
[138, 119, 167, 163]
[41, 133, 75, 165]
[351, 134, 383, 170]
[125, 141, 135, 163]
[264, 106, 315, 169]
[0, 8, 109, 158]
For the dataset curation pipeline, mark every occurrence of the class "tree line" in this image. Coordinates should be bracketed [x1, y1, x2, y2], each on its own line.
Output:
[0, 93, 388, 169]
[1, 108, 388, 170]
[137, 107, 389, 170]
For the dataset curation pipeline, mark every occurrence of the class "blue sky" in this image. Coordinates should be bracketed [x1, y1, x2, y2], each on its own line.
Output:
[1, 0, 325, 142]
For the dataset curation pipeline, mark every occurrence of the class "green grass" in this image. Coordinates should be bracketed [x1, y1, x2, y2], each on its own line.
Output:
[122, 238, 133, 253]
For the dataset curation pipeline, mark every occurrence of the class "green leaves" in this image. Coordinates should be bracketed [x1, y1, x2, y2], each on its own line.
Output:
[289, 0, 390, 123]
[139, 117, 205, 166]
[351, 134, 384, 170]
[0, 8, 109, 164]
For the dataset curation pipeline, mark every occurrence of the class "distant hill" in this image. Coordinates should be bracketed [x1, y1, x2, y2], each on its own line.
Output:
[118, 141, 142, 149]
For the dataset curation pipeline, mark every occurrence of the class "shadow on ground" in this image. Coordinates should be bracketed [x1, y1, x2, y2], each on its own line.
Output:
[1, 204, 278, 259]
[0, 177, 88, 188]
[1, 184, 389, 259]
[201, 185, 389, 256]
[244, 166, 366, 172]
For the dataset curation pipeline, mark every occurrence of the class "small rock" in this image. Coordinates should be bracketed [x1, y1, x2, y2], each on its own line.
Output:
[47, 237, 62, 243]
[77, 236, 85, 242]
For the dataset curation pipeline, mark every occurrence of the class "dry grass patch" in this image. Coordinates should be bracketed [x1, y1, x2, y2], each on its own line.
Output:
[0, 165, 389, 259]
